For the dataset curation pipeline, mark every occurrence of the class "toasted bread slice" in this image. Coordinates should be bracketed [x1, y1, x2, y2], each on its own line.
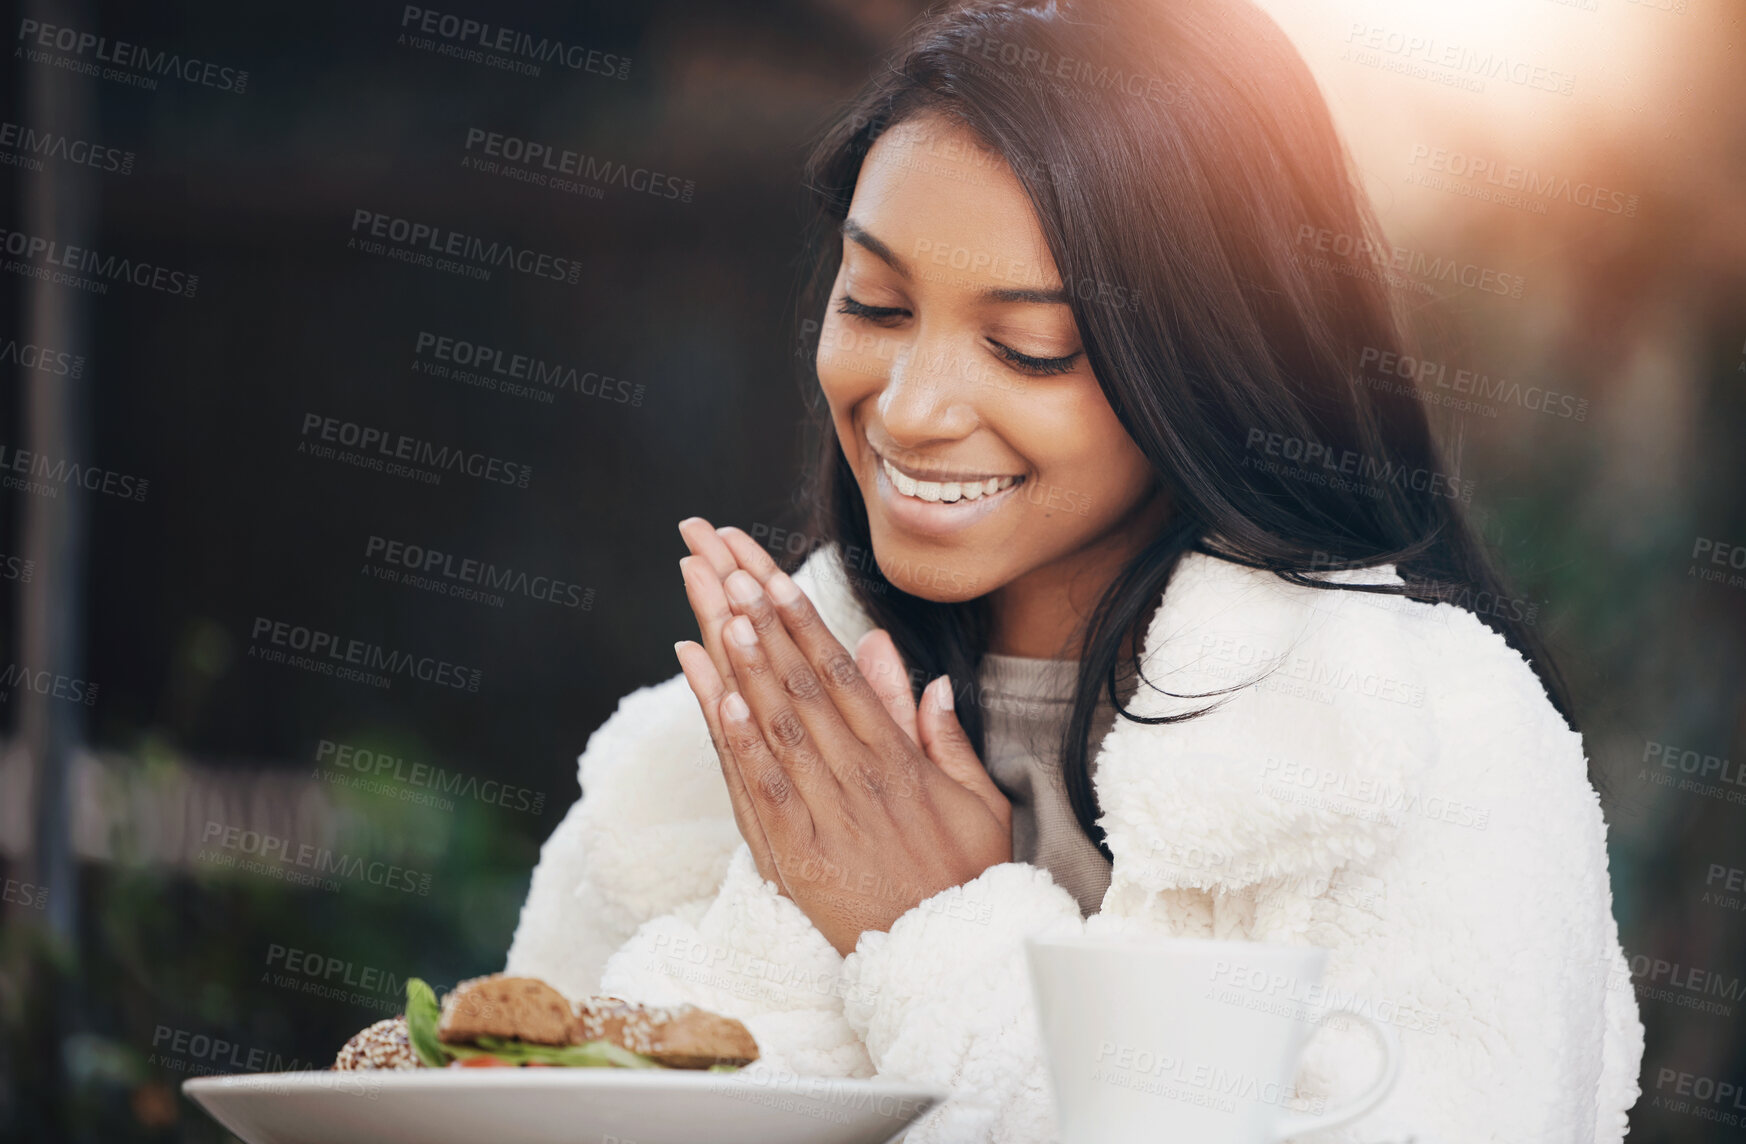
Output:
[439, 974, 575, 1047]
[576, 997, 759, 1068]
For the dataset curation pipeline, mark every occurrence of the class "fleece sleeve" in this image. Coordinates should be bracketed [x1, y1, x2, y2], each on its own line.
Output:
[598, 845, 874, 1079]
[504, 675, 749, 1000]
[839, 862, 1087, 1143]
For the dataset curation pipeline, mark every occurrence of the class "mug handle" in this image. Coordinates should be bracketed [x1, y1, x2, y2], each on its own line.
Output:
[1269, 999, 1401, 1140]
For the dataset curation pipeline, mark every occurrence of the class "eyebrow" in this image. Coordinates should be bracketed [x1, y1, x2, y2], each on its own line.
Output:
[842, 219, 909, 277]
[841, 218, 1071, 306]
[982, 285, 1071, 304]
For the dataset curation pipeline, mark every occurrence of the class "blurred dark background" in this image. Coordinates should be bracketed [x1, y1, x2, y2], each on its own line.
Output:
[0, 0, 1741, 1141]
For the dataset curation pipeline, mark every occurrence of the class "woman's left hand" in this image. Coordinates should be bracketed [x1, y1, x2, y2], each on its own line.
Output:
[673, 519, 1012, 956]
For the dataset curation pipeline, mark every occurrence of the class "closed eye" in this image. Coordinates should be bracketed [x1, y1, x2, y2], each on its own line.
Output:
[988, 340, 1081, 376]
[836, 295, 908, 325]
[838, 293, 1081, 376]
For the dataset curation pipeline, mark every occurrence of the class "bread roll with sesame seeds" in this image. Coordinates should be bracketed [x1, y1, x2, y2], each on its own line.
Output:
[574, 997, 759, 1069]
[333, 1016, 421, 1070]
[339, 973, 761, 1070]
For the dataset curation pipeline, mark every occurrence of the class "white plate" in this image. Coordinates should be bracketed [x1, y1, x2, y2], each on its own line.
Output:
[184, 1068, 949, 1144]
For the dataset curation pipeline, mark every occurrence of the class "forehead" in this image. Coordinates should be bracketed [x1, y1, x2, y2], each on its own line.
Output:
[849, 114, 1057, 286]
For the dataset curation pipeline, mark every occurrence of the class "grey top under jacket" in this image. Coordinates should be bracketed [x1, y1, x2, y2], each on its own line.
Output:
[975, 653, 1125, 917]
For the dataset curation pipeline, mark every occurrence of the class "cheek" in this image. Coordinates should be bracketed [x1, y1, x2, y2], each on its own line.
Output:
[815, 312, 895, 407]
[1013, 388, 1153, 524]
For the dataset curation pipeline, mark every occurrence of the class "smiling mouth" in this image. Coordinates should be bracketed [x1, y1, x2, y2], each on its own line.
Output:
[878, 454, 1025, 505]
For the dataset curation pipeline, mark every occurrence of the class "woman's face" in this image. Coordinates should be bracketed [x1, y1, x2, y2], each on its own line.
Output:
[817, 113, 1160, 611]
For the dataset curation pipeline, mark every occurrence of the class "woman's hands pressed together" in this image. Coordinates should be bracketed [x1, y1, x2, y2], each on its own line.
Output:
[673, 518, 1012, 956]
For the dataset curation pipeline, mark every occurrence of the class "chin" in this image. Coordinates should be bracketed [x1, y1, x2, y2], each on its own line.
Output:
[867, 534, 994, 604]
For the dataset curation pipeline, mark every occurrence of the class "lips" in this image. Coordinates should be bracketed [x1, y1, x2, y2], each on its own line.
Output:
[879, 457, 1022, 504]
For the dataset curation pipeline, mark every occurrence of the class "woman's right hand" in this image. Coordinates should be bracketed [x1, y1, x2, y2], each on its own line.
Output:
[673, 518, 929, 892]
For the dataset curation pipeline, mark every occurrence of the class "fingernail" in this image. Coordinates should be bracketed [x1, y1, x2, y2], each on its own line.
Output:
[724, 570, 762, 606]
[722, 692, 750, 721]
[728, 614, 757, 647]
[769, 572, 801, 606]
[933, 675, 954, 711]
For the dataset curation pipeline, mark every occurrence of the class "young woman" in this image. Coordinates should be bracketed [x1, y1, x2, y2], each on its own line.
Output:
[506, 0, 1643, 1139]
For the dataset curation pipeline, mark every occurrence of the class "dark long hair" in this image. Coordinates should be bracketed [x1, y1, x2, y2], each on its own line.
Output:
[794, 0, 1573, 858]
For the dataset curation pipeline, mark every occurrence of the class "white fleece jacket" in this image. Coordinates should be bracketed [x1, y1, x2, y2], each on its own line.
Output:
[505, 548, 1643, 1143]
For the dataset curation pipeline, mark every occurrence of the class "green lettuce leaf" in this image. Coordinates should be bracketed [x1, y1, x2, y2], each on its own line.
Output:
[472, 1036, 658, 1069]
[402, 978, 658, 1069]
[404, 978, 452, 1068]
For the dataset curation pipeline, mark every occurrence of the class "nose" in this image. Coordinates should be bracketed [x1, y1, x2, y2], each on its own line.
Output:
[877, 334, 982, 449]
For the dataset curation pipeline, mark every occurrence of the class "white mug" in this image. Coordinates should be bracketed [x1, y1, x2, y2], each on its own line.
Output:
[1026, 936, 1400, 1144]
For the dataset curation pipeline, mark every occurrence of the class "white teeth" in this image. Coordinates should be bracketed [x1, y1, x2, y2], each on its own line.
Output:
[881, 457, 1019, 505]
